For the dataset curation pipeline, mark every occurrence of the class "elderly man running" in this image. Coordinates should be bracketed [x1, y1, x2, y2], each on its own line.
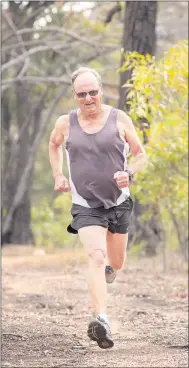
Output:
[49, 67, 147, 349]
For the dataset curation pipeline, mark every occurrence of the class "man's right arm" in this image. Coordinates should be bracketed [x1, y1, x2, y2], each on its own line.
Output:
[49, 117, 65, 177]
[49, 116, 70, 192]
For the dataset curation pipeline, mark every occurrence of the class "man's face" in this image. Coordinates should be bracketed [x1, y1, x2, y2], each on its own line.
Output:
[73, 72, 103, 115]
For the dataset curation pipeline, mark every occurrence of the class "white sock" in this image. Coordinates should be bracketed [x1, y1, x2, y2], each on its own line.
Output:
[98, 313, 109, 324]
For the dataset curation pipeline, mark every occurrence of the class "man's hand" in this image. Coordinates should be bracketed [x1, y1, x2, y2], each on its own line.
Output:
[114, 171, 129, 189]
[54, 173, 71, 193]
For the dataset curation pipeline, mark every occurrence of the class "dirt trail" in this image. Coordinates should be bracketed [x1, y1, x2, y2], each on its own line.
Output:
[2, 247, 188, 367]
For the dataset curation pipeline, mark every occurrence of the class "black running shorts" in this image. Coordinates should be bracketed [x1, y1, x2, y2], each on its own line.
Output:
[67, 196, 133, 235]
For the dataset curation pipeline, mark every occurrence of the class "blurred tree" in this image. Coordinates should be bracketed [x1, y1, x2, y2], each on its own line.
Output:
[120, 42, 188, 259]
[117, 1, 161, 255]
[31, 1, 188, 252]
[1, 1, 120, 245]
[118, 1, 157, 110]
[2, 1, 187, 252]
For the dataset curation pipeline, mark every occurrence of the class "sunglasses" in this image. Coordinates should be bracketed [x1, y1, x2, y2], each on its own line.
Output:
[75, 89, 99, 99]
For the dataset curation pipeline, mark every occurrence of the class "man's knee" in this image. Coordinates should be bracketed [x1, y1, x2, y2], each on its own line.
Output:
[88, 249, 106, 266]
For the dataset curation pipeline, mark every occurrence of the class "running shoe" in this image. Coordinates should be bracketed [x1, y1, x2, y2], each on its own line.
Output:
[87, 316, 114, 349]
[105, 265, 117, 284]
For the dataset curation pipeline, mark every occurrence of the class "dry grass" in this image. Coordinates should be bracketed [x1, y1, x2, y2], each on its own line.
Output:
[2, 244, 188, 274]
[2, 245, 87, 268]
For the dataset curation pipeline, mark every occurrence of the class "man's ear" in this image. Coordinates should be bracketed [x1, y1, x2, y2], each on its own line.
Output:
[72, 88, 77, 100]
[100, 84, 103, 97]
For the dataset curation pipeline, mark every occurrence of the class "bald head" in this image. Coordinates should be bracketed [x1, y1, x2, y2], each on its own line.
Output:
[73, 72, 100, 92]
[71, 67, 101, 86]
[71, 67, 103, 118]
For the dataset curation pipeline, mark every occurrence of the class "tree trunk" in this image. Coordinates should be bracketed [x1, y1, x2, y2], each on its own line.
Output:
[2, 82, 35, 245]
[4, 195, 34, 245]
[128, 200, 165, 256]
[2, 85, 66, 245]
[118, 2, 162, 256]
[169, 210, 188, 261]
[1, 2, 56, 246]
[119, 1, 157, 111]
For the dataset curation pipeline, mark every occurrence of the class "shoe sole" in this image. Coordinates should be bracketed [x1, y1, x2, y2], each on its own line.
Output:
[105, 273, 117, 284]
[87, 320, 114, 349]
[106, 276, 116, 284]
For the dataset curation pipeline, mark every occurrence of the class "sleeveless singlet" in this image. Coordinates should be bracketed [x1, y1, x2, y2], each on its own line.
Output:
[65, 108, 130, 209]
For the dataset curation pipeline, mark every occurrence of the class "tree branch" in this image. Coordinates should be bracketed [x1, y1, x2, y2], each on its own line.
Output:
[2, 2, 54, 43]
[104, 2, 122, 25]
[2, 35, 117, 73]
[3, 10, 27, 55]
[2, 38, 75, 52]
[2, 43, 70, 72]
[2, 87, 49, 201]
[2, 77, 119, 95]
[2, 87, 67, 236]
[2, 8, 31, 78]
[2, 76, 70, 92]
[16, 26, 116, 49]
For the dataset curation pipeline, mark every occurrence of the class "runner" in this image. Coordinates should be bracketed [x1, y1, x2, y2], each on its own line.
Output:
[49, 67, 147, 348]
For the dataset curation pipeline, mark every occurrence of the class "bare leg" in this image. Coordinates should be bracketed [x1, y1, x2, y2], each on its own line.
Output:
[106, 232, 128, 270]
[78, 225, 107, 315]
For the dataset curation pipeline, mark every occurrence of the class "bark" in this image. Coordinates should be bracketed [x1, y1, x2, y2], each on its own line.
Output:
[169, 210, 188, 261]
[119, 1, 157, 111]
[2, 87, 67, 244]
[5, 195, 34, 245]
[2, 83, 41, 245]
[2, 1, 120, 246]
[2, 2, 61, 246]
[104, 3, 122, 25]
[128, 201, 165, 256]
[118, 2, 162, 255]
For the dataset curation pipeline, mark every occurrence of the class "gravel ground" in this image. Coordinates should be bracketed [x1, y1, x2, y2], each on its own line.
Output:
[2, 247, 188, 367]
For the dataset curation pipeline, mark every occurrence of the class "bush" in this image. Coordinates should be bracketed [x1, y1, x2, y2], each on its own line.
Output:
[31, 193, 76, 248]
[120, 41, 188, 256]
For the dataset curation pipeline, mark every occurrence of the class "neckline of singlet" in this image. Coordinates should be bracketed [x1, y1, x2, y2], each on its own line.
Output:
[74, 107, 114, 136]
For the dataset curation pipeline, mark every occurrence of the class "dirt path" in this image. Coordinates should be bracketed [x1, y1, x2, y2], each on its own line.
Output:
[2, 248, 188, 367]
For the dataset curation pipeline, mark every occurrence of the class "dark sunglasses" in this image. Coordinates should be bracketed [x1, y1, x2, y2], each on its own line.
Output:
[75, 89, 99, 99]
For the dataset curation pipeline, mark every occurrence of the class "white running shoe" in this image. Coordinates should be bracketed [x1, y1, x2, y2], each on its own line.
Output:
[87, 316, 114, 349]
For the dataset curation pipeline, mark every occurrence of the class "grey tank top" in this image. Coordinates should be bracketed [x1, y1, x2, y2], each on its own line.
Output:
[65, 108, 129, 209]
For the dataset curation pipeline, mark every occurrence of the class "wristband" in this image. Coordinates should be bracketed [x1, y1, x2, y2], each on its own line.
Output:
[125, 168, 133, 181]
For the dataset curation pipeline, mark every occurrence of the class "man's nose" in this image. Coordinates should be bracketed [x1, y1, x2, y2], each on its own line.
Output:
[85, 93, 92, 101]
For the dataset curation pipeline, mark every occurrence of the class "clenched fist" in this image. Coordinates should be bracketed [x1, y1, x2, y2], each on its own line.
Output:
[54, 173, 71, 193]
[114, 171, 129, 189]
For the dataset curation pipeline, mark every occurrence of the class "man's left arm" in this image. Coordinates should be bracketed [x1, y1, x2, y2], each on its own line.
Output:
[120, 110, 148, 178]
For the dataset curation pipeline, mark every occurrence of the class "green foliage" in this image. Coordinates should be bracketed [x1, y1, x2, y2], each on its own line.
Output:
[129, 241, 147, 258]
[93, 22, 106, 33]
[120, 41, 188, 250]
[29, 4, 187, 251]
[31, 194, 75, 248]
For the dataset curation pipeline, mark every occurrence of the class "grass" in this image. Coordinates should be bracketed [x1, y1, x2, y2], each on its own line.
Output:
[2, 244, 188, 273]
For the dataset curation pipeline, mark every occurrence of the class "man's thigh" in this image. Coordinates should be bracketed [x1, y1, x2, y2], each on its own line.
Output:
[78, 226, 107, 255]
[107, 231, 128, 257]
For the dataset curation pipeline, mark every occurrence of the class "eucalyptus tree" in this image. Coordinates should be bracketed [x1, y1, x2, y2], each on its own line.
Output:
[118, 1, 159, 254]
[1, 1, 120, 245]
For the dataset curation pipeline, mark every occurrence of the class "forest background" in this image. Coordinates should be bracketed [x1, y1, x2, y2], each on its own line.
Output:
[2, 1, 188, 266]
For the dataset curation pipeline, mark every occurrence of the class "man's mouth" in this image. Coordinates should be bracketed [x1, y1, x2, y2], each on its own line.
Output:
[86, 103, 95, 106]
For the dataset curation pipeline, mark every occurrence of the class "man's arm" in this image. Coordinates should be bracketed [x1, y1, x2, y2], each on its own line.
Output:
[49, 116, 66, 177]
[49, 116, 70, 192]
[119, 110, 148, 177]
